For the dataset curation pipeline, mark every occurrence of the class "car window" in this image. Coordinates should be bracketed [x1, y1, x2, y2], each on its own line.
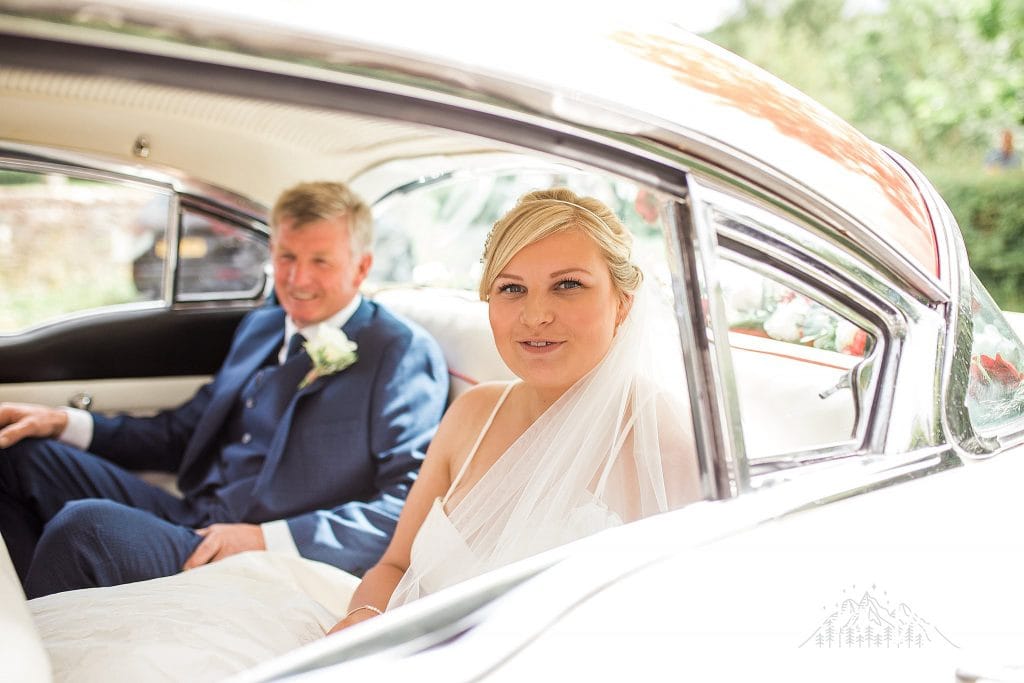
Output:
[720, 257, 876, 461]
[965, 273, 1024, 435]
[133, 205, 268, 301]
[0, 168, 169, 334]
[364, 159, 698, 485]
[367, 164, 670, 291]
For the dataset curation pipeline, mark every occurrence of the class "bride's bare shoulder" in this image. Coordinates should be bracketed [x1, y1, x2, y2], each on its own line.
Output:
[444, 381, 514, 422]
[431, 382, 516, 457]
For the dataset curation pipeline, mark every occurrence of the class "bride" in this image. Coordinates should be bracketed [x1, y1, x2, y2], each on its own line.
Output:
[15, 187, 699, 683]
[331, 187, 701, 631]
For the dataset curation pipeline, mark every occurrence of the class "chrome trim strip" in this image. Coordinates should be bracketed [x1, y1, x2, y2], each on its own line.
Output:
[885, 152, 1001, 456]
[649, 126, 949, 304]
[0, 300, 167, 339]
[163, 191, 180, 305]
[0, 141, 267, 222]
[678, 184, 748, 497]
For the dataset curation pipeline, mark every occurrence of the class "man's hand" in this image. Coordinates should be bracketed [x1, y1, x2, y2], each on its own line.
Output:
[0, 403, 68, 449]
[182, 523, 266, 570]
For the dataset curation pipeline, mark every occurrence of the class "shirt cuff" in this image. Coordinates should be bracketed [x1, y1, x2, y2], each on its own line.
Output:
[57, 407, 93, 450]
[261, 520, 301, 557]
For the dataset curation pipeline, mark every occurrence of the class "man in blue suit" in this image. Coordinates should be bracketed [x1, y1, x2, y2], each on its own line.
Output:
[0, 181, 448, 598]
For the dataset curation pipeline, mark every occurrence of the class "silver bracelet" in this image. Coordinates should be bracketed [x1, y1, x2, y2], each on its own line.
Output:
[345, 604, 383, 619]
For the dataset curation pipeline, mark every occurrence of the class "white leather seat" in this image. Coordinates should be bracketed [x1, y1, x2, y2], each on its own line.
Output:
[371, 288, 516, 402]
[0, 532, 53, 682]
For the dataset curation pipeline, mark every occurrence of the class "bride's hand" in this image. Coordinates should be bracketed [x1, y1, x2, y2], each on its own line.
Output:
[326, 606, 381, 636]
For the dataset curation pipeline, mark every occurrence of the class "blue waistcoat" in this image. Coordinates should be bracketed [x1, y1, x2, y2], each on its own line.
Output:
[190, 347, 311, 522]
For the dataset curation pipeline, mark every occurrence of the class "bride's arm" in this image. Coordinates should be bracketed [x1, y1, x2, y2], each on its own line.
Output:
[327, 386, 493, 634]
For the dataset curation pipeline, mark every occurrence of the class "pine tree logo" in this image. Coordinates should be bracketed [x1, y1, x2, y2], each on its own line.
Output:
[800, 584, 957, 648]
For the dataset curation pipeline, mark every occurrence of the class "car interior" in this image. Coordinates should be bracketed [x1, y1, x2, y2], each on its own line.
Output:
[0, 32, 887, 682]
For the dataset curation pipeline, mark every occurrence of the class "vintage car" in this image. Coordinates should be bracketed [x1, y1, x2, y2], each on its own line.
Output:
[1, 2, 1023, 682]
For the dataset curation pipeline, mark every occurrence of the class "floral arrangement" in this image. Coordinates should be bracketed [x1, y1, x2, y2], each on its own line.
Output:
[966, 290, 1024, 428]
[723, 268, 869, 357]
[299, 325, 358, 389]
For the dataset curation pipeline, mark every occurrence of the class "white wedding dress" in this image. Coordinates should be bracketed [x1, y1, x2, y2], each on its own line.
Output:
[389, 284, 701, 609]
[27, 550, 358, 682]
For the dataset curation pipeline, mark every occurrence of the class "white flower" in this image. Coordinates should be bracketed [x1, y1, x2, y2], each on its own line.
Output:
[299, 324, 358, 389]
[763, 298, 809, 343]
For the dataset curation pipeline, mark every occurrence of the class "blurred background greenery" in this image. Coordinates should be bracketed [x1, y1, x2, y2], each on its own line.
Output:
[700, 0, 1024, 310]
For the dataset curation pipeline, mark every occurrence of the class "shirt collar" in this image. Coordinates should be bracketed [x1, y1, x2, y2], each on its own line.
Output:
[280, 294, 362, 364]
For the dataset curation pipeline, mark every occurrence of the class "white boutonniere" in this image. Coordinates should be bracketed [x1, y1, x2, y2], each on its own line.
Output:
[299, 325, 358, 389]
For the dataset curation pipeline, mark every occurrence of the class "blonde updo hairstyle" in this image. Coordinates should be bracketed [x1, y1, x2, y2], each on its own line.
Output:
[479, 188, 643, 303]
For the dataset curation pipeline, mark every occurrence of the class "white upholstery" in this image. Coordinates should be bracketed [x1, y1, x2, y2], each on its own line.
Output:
[0, 533, 53, 682]
[730, 331, 857, 457]
[372, 288, 516, 400]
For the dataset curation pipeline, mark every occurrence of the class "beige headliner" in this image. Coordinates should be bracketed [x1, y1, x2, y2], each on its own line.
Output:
[0, 65, 507, 205]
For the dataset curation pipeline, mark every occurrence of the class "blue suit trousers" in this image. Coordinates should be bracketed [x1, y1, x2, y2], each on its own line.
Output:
[0, 438, 204, 598]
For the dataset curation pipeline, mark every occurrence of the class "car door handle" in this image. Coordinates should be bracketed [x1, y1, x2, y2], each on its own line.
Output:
[68, 392, 94, 412]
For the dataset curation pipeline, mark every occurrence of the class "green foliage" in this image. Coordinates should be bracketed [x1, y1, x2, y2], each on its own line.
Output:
[0, 170, 41, 186]
[707, 0, 1024, 312]
[933, 171, 1024, 311]
[707, 0, 1023, 167]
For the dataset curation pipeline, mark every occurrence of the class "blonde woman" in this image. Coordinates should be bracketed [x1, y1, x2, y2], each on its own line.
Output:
[331, 187, 700, 632]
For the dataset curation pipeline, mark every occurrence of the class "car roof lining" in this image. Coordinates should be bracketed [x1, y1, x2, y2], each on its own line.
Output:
[0, 64, 511, 205]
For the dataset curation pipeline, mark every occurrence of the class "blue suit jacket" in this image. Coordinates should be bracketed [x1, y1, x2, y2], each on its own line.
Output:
[89, 298, 449, 574]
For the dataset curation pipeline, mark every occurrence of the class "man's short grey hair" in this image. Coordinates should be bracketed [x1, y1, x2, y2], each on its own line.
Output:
[271, 181, 373, 255]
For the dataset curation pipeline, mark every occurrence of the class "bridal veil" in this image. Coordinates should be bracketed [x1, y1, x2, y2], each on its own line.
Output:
[389, 190, 701, 607]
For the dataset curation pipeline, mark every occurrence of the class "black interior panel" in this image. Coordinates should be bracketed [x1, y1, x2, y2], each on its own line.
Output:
[0, 307, 255, 383]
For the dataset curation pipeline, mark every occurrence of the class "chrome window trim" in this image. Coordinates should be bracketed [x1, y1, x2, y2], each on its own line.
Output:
[174, 200, 269, 303]
[682, 175, 954, 491]
[163, 191, 181, 304]
[658, 132, 942, 302]
[884, 151, 1023, 455]
[179, 194, 269, 238]
[676, 186, 748, 497]
[0, 142, 270, 318]
[0, 151, 176, 197]
[0, 300, 168, 339]
[0, 141, 266, 222]
[0, 155, 177, 335]
[718, 249, 884, 464]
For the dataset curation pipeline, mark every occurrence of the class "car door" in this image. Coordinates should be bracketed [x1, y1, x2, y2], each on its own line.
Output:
[0, 146, 270, 417]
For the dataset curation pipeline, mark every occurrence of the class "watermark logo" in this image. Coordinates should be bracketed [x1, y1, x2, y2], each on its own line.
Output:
[801, 584, 957, 648]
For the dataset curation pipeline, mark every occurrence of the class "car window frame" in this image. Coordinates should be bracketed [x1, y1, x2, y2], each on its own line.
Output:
[0, 145, 271, 335]
[0, 151, 176, 335]
[685, 175, 909, 488]
[174, 195, 271, 304]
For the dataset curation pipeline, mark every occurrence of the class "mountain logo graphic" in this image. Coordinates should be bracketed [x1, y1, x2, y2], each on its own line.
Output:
[800, 586, 957, 648]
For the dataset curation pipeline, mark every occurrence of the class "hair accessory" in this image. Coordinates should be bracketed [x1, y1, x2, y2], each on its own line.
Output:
[345, 604, 383, 619]
[479, 196, 612, 264]
[527, 197, 612, 231]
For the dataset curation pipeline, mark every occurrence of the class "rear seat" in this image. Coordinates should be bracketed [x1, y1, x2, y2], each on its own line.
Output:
[370, 287, 516, 403]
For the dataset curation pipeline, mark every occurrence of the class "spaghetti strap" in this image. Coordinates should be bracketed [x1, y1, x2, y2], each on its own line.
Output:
[442, 382, 516, 505]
